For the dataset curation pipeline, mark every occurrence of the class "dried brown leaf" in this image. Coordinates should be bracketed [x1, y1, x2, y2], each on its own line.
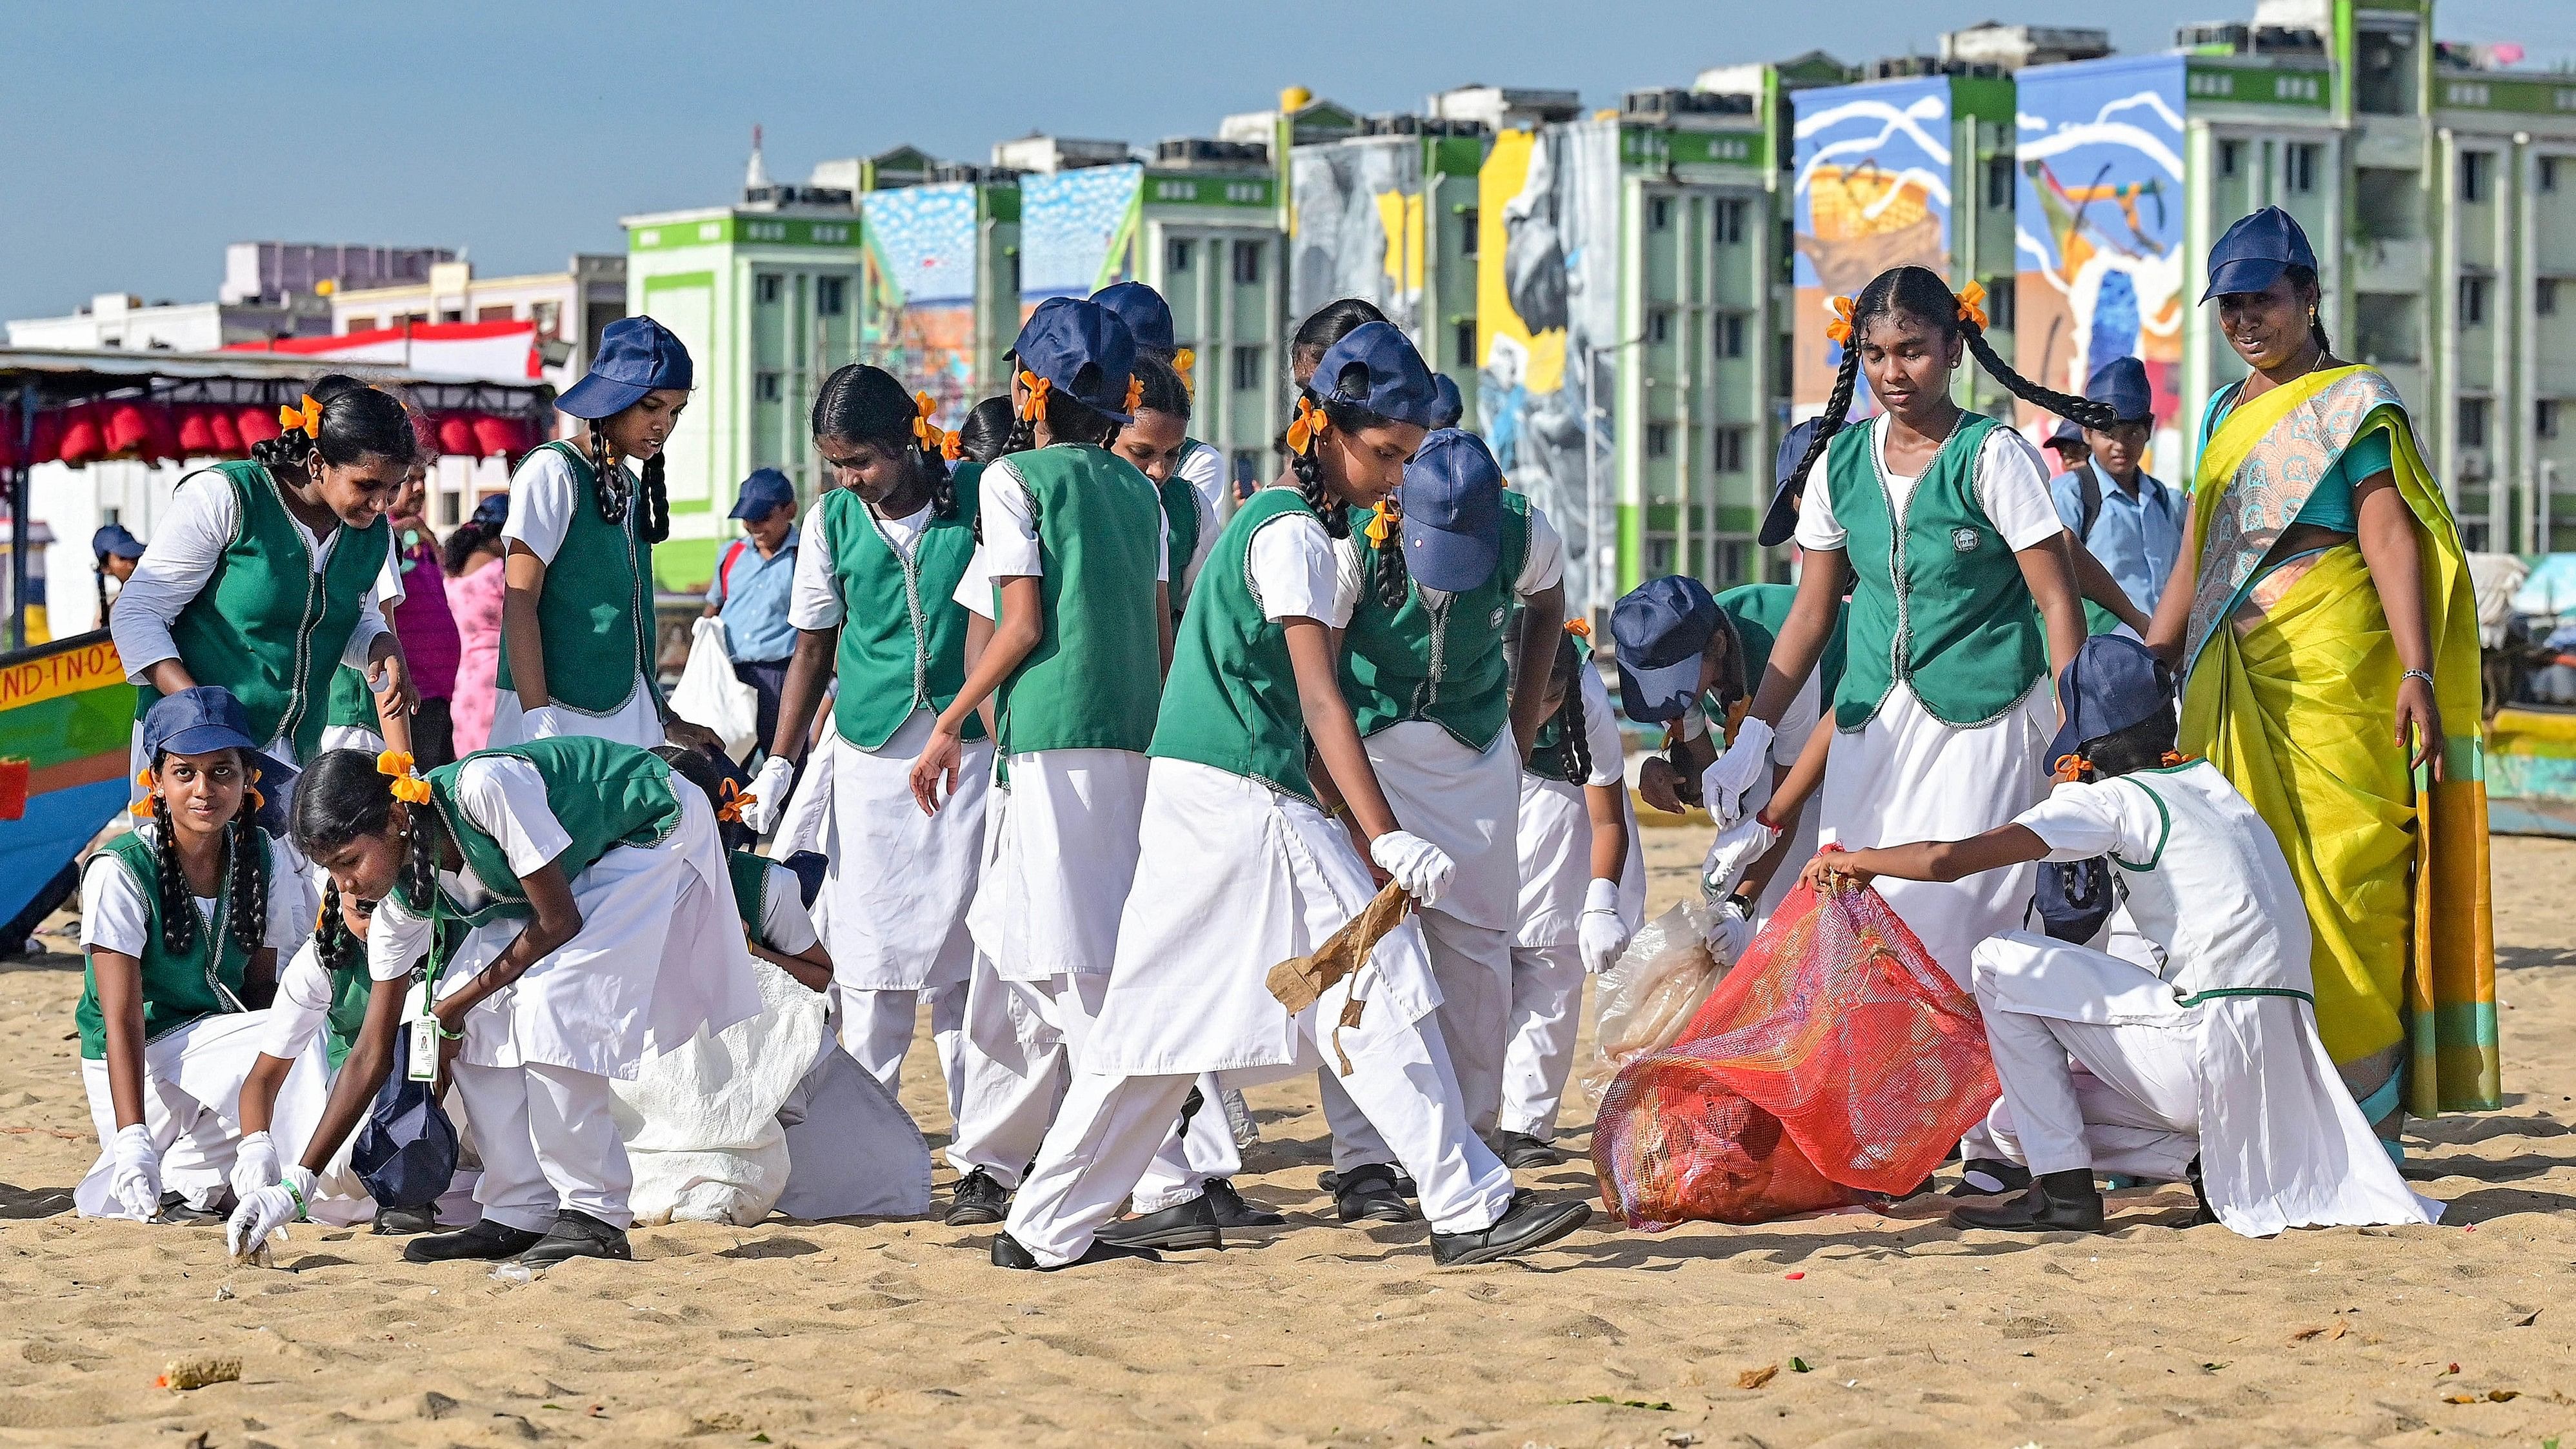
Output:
[1736, 1364, 1779, 1390]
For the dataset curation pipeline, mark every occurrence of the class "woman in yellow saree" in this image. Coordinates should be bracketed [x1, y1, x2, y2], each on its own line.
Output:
[2148, 208, 2497, 1152]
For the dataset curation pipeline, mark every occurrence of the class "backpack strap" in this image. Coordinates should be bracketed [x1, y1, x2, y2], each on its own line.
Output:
[716, 539, 750, 603]
[2076, 465, 2103, 543]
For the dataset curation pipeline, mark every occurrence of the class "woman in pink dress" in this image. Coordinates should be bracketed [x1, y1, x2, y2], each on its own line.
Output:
[443, 492, 509, 756]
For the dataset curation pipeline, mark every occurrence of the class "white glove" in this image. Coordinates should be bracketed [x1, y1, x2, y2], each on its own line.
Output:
[226, 1165, 316, 1260]
[228, 1130, 281, 1203]
[522, 703, 569, 741]
[1706, 899, 1755, 966]
[109, 1123, 161, 1220]
[1370, 830, 1456, 908]
[1577, 877, 1630, 975]
[1699, 718, 1775, 827]
[1702, 813, 1782, 900]
[746, 755, 795, 835]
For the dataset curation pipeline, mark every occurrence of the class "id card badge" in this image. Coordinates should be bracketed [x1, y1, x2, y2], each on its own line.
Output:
[408, 1016, 441, 1081]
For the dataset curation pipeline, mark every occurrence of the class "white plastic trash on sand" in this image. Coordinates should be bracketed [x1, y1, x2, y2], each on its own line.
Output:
[1581, 897, 1732, 1109]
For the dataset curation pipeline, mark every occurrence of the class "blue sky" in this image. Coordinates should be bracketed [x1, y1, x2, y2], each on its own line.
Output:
[6, 0, 2569, 323]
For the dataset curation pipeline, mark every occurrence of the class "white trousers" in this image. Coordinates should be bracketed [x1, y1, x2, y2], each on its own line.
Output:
[1005, 1005, 1517, 1267]
[1498, 943, 1586, 1141]
[1329, 910, 1510, 1164]
[832, 983, 968, 1120]
[945, 972, 1104, 1188]
[77, 1011, 329, 1219]
[1974, 976, 2201, 1183]
[452, 1059, 635, 1232]
[1128, 1074, 1244, 1215]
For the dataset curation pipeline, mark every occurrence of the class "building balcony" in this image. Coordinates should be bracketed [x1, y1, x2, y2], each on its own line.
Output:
[2350, 237, 2435, 296]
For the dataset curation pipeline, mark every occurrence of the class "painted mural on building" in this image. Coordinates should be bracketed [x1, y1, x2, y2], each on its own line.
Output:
[860, 183, 979, 414]
[1791, 77, 1955, 419]
[1477, 121, 1621, 604]
[2012, 56, 2187, 469]
[1020, 165, 1143, 305]
[1291, 137, 1426, 343]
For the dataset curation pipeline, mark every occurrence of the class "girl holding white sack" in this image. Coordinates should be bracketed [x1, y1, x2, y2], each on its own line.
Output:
[492, 316, 692, 750]
[1494, 621, 1642, 1170]
[1324, 425, 1564, 1214]
[744, 365, 985, 1108]
[76, 688, 321, 1222]
[228, 740, 761, 1267]
[995, 321, 1590, 1270]
[908, 299, 1172, 1227]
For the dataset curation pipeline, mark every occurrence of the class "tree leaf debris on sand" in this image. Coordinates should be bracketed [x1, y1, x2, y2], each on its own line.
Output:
[1736, 1365, 1779, 1390]
[1555, 1395, 1676, 1410]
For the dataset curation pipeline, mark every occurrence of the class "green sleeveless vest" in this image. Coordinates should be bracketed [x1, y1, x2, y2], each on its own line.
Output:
[321, 963, 373, 1072]
[138, 461, 389, 762]
[397, 737, 683, 927]
[1339, 492, 1532, 751]
[992, 446, 1166, 756]
[1715, 583, 1850, 715]
[75, 829, 267, 1059]
[824, 468, 986, 750]
[725, 850, 771, 946]
[1148, 488, 1325, 802]
[328, 665, 383, 734]
[495, 441, 658, 717]
[1826, 414, 2049, 730]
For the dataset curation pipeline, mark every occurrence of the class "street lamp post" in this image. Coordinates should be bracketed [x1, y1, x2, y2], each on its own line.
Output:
[1578, 332, 1650, 628]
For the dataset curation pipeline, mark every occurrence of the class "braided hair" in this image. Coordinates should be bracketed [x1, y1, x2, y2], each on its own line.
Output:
[1130, 352, 1192, 426]
[314, 880, 364, 976]
[1000, 374, 1123, 457]
[955, 397, 1016, 465]
[292, 750, 441, 915]
[811, 363, 956, 521]
[1785, 265, 2115, 492]
[143, 755, 267, 959]
[1549, 631, 1593, 784]
[585, 420, 672, 543]
[249, 372, 421, 481]
[1286, 386, 1382, 543]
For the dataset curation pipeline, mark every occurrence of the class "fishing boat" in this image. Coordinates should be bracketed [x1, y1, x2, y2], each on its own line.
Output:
[0, 630, 132, 932]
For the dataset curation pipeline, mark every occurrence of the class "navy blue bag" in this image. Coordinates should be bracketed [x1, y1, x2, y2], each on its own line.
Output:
[2033, 857, 2117, 944]
[349, 1027, 461, 1210]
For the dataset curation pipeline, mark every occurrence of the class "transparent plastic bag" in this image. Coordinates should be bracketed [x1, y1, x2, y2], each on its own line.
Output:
[1580, 897, 1728, 1110]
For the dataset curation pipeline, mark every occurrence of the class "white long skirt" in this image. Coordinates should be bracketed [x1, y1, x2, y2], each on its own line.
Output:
[1364, 723, 1521, 931]
[966, 748, 1147, 984]
[438, 785, 764, 1080]
[1817, 680, 2054, 986]
[75, 1011, 330, 1219]
[1082, 759, 1443, 1078]
[810, 712, 988, 992]
[488, 672, 664, 750]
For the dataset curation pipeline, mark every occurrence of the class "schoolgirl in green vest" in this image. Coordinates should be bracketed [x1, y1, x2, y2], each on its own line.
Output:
[75, 688, 315, 1223]
[741, 364, 986, 1118]
[494, 316, 693, 751]
[226, 739, 763, 1266]
[1327, 423, 1566, 1200]
[993, 319, 1589, 1271]
[911, 297, 1172, 1226]
[1093, 281, 1226, 580]
[108, 375, 415, 779]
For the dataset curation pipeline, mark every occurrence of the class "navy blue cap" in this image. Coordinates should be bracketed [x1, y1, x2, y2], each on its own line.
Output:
[92, 523, 145, 560]
[559, 315, 694, 419]
[1395, 429, 1505, 594]
[140, 686, 294, 798]
[468, 492, 511, 530]
[2201, 206, 2317, 303]
[1428, 373, 1466, 431]
[1311, 321, 1440, 428]
[1757, 418, 1825, 548]
[2085, 356, 2153, 425]
[1611, 575, 1722, 724]
[2044, 634, 2176, 774]
[1012, 297, 1137, 423]
[1090, 281, 1175, 357]
[728, 467, 795, 521]
[2047, 419, 2088, 448]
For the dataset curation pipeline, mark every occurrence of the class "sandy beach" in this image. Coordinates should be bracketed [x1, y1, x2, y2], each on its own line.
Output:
[1, 831, 2570, 1449]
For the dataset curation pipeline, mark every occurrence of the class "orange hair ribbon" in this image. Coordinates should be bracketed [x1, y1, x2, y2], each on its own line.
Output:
[377, 749, 431, 805]
[715, 779, 756, 824]
[1564, 617, 1592, 638]
[1171, 347, 1197, 395]
[2160, 750, 2197, 768]
[1823, 295, 1855, 346]
[1284, 395, 1331, 455]
[1364, 501, 1398, 547]
[130, 767, 155, 819]
[939, 430, 964, 462]
[1954, 281, 1990, 332]
[911, 392, 943, 450]
[1123, 374, 1144, 415]
[1017, 371, 1051, 423]
[2052, 752, 2088, 784]
[277, 393, 322, 439]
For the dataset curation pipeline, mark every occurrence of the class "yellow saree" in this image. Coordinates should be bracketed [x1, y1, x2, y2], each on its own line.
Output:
[2180, 365, 2498, 1118]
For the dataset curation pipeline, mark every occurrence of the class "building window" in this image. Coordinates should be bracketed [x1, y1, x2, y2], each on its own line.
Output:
[437, 310, 463, 323]
[1646, 423, 1673, 458]
[1713, 198, 1747, 245]
[1647, 536, 1677, 575]
[755, 274, 783, 305]
[2541, 278, 2560, 317]
[1984, 155, 2014, 210]
[1713, 426, 1749, 474]
[2544, 157, 2562, 194]
[1648, 308, 1673, 344]
[1459, 207, 1479, 259]
[2219, 139, 2242, 179]
[1649, 196, 1673, 232]
[1713, 312, 1747, 359]
[2459, 396, 2491, 449]
[475, 304, 515, 323]
[1231, 240, 1263, 285]
[1986, 277, 2016, 332]
[2285, 143, 2321, 195]
[816, 276, 846, 315]
[1167, 238, 1195, 273]
[2461, 151, 2493, 204]
[2539, 399, 2561, 440]
[1719, 541, 1750, 586]
[1231, 346, 1263, 392]
[755, 371, 783, 403]
[2460, 274, 2491, 328]
[1455, 319, 1479, 369]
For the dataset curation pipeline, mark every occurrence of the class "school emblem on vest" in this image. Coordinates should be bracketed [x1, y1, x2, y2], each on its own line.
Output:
[1490, 606, 1507, 629]
[1951, 526, 1981, 553]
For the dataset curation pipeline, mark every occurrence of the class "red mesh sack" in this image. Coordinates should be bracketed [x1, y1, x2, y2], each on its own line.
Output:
[1593, 876, 1999, 1229]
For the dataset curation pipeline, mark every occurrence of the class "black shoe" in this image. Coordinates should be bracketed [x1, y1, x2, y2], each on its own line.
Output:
[1204, 1178, 1286, 1229]
[1335, 1164, 1415, 1224]
[372, 1203, 441, 1236]
[515, 1209, 634, 1269]
[1429, 1192, 1592, 1266]
[1947, 1158, 2033, 1197]
[157, 1190, 230, 1224]
[946, 1168, 1010, 1226]
[1495, 1131, 1561, 1171]
[1096, 1195, 1224, 1251]
[2186, 1156, 2217, 1226]
[1949, 1169, 2105, 1234]
[404, 1219, 548, 1263]
[990, 1232, 1163, 1270]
